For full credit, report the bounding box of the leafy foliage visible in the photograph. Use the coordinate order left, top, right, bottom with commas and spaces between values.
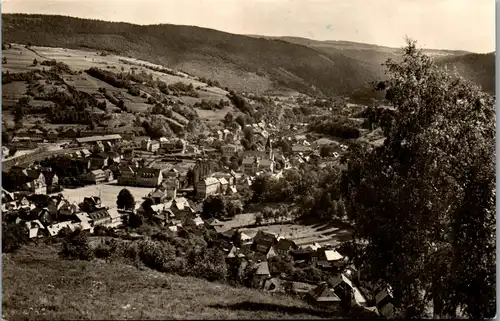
341, 39, 495, 318
59, 228, 94, 261
2, 222, 29, 253
116, 188, 135, 210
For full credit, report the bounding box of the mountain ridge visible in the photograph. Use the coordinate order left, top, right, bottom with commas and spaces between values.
2, 13, 495, 99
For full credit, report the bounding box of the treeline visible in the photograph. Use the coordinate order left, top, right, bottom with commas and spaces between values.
86, 67, 198, 99
2, 71, 37, 85
193, 99, 228, 111
39, 59, 74, 74
308, 116, 361, 139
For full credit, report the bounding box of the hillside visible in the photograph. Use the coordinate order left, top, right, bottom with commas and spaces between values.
2, 14, 381, 98
3, 243, 328, 320
254, 36, 495, 96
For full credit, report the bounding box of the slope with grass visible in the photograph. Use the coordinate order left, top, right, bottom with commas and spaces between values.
3, 243, 331, 320
2, 14, 381, 97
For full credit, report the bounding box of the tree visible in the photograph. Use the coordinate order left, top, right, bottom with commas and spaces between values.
2, 222, 29, 253
59, 228, 94, 261
2, 57, 7, 64
116, 188, 135, 210
202, 195, 227, 219
224, 112, 234, 125
254, 213, 263, 226
33, 58, 38, 66
342, 39, 495, 318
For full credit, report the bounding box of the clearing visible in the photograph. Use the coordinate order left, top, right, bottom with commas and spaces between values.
3, 243, 329, 320
58, 183, 153, 209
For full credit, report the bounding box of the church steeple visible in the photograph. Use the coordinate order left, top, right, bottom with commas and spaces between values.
265, 136, 273, 160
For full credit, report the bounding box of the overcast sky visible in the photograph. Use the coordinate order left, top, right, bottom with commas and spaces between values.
2, 0, 495, 53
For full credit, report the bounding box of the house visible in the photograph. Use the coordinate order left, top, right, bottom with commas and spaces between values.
242, 157, 259, 175
221, 144, 240, 155
29, 206, 52, 226
290, 248, 318, 263
88, 209, 112, 226
164, 168, 179, 180
258, 158, 275, 173
117, 166, 137, 186
148, 188, 168, 204
46, 129, 59, 141
251, 231, 277, 255
291, 145, 312, 154
46, 221, 74, 237
218, 177, 229, 194
21, 170, 47, 194
100, 151, 121, 164
83, 169, 109, 184
25, 220, 46, 239
58, 200, 80, 218
255, 245, 278, 262
330, 274, 354, 303
275, 239, 299, 256
141, 138, 160, 153
294, 134, 307, 143
196, 177, 221, 199
306, 283, 342, 309
164, 197, 194, 221
375, 287, 394, 311
204, 217, 225, 229
136, 168, 163, 187
351, 287, 368, 308
192, 216, 205, 227
79, 196, 104, 213
74, 134, 122, 146
318, 249, 344, 263
107, 207, 127, 228
252, 261, 271, 288
29, 128, 45, 138
89, 154, 109, 170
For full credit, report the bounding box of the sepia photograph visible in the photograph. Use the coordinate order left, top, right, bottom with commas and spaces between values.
0, 0, 496, 319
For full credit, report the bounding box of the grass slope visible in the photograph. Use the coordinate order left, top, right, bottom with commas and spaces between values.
3, 243, 330, 320
2, 14, 378, 97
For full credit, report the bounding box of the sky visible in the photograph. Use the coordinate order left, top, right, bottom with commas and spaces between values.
2, 0, 495, 53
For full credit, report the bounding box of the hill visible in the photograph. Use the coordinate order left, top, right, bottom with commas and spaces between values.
2, 14, 494, 103
3, 243, 328, 320
1, 14, 383, 98
261, 36, 494, 96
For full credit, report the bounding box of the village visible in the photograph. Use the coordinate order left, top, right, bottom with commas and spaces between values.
2, 116, 394, 318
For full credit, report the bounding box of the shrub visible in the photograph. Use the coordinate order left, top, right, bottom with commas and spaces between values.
59, 228, 94, 261
2, 222, 29, 253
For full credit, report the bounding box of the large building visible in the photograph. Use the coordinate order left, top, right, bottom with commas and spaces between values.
117, 167, 163, 187
74, 134, 122, 147
196, 177, 220, 199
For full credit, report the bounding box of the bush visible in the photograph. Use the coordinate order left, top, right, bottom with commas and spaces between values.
2, 222, 29, 253
59, 228, 94, 261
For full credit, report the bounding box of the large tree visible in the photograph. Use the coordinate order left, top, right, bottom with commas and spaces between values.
342, 39, 495, 318
116, 188, 135, 211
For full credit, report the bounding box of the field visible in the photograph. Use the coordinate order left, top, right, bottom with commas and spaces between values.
2, 44, 235, 126
58, 183, 153, 209
220, 213, 354, 249
3, 243, 329, 320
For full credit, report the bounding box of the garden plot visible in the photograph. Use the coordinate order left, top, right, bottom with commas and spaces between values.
221, 214, 354, 249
